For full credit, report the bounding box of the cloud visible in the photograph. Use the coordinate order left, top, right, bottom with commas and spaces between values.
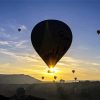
58, 56, 100, 72
0, 24, 28, 40
91, 63, 100, 66
0, 31, 10, 38
57, 62, 66, 66
0, 41, 9, 45
62, 57, 100, 67
61, 56, 82, 63
0, 49, 17, 58
19, 25, 27, 31
0, 48, 99, 67
77, 46, 89, 50
7, 23, 27, 31
0, 27, 5, 32
0, 40, 28, 48
0, 48, 39, 63
18, 54, 39, 62
15, 40, 28, 48
0, 26, 11, 38
0, 63, 10, 68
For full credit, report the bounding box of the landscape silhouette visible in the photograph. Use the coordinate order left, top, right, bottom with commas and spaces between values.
0, 80, 100, 100
0, 87, 46, 100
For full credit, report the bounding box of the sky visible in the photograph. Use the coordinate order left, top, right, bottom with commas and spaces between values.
0, 0, 100, 81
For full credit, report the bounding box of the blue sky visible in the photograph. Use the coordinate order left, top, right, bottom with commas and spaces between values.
0, 0, 100, 81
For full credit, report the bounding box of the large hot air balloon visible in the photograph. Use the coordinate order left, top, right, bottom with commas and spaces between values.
31, 20, 73, 68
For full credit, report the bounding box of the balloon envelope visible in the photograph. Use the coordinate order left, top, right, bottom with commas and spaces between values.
74, 77, 77, 81
18, 28, 21, 32
31, 20, 72, 68
72, 70, 75, 73
97, 30, 100, 35
42, 76, 44, 80
54, 76, 57, 79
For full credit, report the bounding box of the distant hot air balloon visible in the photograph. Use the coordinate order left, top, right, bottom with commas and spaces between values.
97, 30, 100, 35
72, 70, 75, 74
48, 70, 54, 73
18, 28, 21, 32
54, 76, 57, 80
48, 70, 51, 73
74, 77, 77, 82
41, 76, 44, 80
31, 20, 73, 68
72, 70, 76, 81
60, 79, 65, 83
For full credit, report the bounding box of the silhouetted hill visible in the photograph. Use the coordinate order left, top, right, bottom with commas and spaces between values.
0, 74, 41, 84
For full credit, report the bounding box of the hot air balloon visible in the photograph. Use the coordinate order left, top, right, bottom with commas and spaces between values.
97, 30, 100, 35
74, 77, 77, 82
48, 70, 51, 73
31, 20, 73, 68
60, 79, 65, 83
18, 28, 21, 32
72, 70, 75, 74
48, 70, 54, 73
54, 76, 57, 80
41, 76, 44, 80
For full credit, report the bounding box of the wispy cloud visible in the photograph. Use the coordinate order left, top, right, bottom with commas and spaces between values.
91, 63, 100, 66
57, 56, 100, 72
0, 47, 100, 80
0, 49, 17, 58
0, 30, 10, 38
8, 23, 28, 31
57, 62, 66, 66
0, 47, 99, 67
19, 25, 27, 31
0, 48, 39, 63
61, 56, 82, 63
0, 63, 10, 68
14, 40, 28, 48
0, 26, 9, 37
0, 24, 29, 40
0, 41, 9, 45
77, 46, 89, 50
0, 27, 5, 32
0, 40, 28, 48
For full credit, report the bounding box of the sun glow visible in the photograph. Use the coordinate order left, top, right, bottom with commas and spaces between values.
47, 67, 58, 73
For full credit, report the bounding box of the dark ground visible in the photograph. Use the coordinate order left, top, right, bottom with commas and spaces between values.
0, 81, 100, 100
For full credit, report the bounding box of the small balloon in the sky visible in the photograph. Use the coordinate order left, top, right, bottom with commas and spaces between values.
48, 70, 51, 73
72, 70, 75, 74
54, 76, 57, 80
97, 30, 100, 35
41, 76, 44, 80
31, 20, 73, 68
47, 70, 54, 73
74, 77, 77, 81
18, 28, 21, 32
